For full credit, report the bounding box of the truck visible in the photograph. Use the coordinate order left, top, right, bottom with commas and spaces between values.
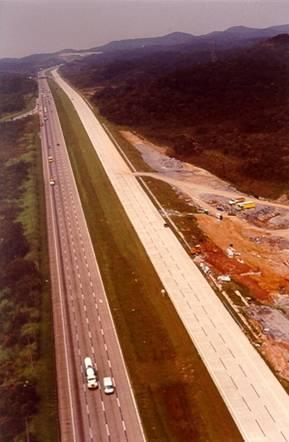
236, 201, 256, 210
84, 357, 98, 389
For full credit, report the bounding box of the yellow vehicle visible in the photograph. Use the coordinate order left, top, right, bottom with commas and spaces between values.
236, 201, 256, 210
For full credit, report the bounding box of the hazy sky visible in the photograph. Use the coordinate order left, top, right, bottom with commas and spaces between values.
1, 1, 289, 58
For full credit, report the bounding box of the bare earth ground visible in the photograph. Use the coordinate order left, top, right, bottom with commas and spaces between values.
122, 130, 289, 385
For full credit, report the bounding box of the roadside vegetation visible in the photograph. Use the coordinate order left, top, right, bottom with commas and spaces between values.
49, 78, 242, 441
0, 115, 58, 441
0, 73, 37, 121
61, 34, 289, 198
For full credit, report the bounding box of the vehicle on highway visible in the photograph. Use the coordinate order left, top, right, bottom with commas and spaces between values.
49, 178, 56, 186
48, 155, 53, 163
56, 142, 60, 146
84, 357, 98, 389
103, 376, 115, 394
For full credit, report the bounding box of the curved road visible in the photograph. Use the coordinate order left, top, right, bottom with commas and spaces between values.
39, 75, 145, 442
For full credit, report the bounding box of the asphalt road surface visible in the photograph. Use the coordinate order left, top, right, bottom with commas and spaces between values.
38, 75, 145, 442
52, 68, 289, 441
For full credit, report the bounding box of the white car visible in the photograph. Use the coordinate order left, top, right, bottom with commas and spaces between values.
103, 376, 115, 394
84, 357, 98, 389
49, 178, 55, 186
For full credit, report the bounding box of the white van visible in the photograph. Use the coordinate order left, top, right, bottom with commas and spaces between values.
103, 376, 115, 394
84, 357, 98, 389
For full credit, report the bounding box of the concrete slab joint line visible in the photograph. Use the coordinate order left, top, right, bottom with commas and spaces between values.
52, 69, 289, 441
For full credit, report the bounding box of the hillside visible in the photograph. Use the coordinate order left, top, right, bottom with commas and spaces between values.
0, 73, 37, 118
61, 33, 289, 198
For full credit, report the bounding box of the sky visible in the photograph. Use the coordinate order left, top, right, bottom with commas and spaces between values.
0, 1, 289, 58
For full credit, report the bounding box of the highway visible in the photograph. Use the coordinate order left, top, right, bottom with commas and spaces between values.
38, 75, 145, 442
52, 68, 289, 442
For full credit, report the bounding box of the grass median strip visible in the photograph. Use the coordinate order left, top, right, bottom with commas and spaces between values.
49, 79, 242, 442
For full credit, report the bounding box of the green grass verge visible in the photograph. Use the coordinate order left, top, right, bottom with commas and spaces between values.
49, 79, 242, 442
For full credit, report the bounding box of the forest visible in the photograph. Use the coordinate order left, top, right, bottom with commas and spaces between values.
62, 34, 289, 197
0, 115, 56, 441
0, 73, 37, 118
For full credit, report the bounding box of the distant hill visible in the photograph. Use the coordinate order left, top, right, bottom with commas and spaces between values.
2, 23, 289, 74
90, 32, 194, 52
61, 32, 289, 198
86, 24, 289, 53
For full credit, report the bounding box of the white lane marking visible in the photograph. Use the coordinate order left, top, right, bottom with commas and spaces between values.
108, 360, 111, 368
51, 73, 146, 440
101, 401, 105, 411
117, 398, 120, 408
101, 328, 104, 336
105, 424, 110, 437
86, 404, 89, 414
91, 347, 95, 354
84, 305, 87, 312
86, 317, 89, 324
104, 343, 107, 351
122, 420, 126, 432
88, 331, 92, 339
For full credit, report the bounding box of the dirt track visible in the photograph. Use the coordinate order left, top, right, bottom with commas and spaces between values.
122, 130, 289, 383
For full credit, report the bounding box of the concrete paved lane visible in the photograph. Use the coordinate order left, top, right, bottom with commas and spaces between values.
53, 69, 289, 441
39, 76, 145, 442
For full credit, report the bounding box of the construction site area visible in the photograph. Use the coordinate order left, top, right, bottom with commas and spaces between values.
122, 130, 289, 387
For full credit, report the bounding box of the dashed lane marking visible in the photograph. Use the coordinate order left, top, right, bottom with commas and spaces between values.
264, 405, 275, 423
242, 396, 251, 412
251, 383, 260, 398
255, 419, 265, 437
